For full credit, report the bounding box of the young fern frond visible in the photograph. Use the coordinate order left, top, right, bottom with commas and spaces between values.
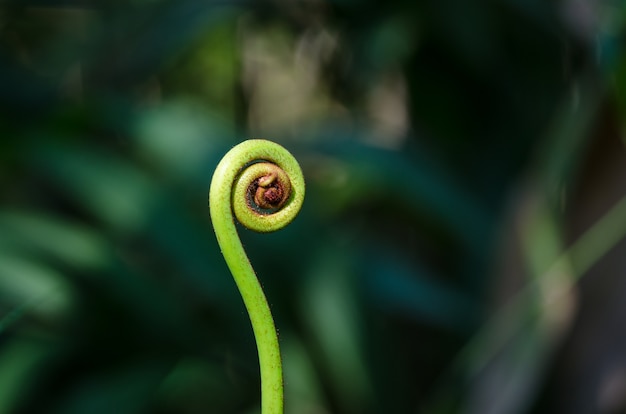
208, 139, 305, 414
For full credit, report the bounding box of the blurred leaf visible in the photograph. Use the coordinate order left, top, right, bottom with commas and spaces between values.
29, 143, 158, 234
0, 253, 73, 322
133, 101, 227, 181
0, 210, 111, 270
300, 240, 374, 414
282, 336, 329, 414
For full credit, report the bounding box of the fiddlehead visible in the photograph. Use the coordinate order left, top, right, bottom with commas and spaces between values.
208, 139, 305, 414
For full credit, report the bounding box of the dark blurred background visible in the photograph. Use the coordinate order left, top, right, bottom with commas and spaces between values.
1, 0, 626, 413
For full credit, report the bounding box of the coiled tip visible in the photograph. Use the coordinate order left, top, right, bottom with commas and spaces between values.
211, 139, 305, 234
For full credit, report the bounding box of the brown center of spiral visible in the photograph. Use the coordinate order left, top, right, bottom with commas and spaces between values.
253, 172, 289, 210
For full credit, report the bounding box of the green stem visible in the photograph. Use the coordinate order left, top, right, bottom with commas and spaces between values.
209, 139, 305, 414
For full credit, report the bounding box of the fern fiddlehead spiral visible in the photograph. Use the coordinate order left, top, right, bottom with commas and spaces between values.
209, 139, 305, 414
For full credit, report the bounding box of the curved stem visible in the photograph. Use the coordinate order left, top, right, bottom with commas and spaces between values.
209, 139, 305, 414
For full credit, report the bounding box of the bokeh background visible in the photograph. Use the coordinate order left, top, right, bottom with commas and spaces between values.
2, 0, 626, 413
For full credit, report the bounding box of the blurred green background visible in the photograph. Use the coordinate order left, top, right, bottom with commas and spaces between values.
2, 0, 626, 413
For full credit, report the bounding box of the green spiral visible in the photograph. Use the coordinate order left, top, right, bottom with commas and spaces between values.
209, 139, 305, 414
